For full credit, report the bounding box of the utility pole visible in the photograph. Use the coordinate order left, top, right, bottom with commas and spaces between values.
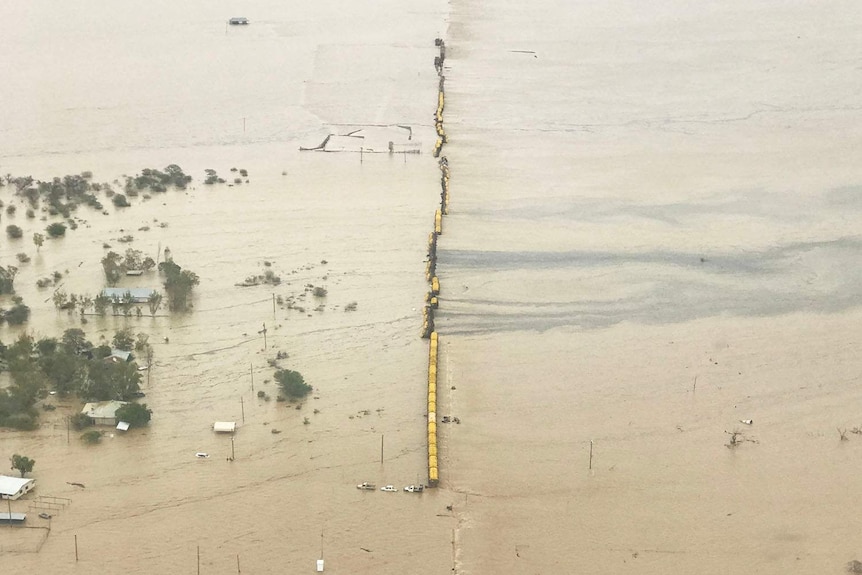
250, 363, 254, 393
272, 293, 276, 319
146, 345, 153, 387
231, 436, 236, 461
240, 397, 245, 423
260, 323, 267, 349
380, 434, 384, 464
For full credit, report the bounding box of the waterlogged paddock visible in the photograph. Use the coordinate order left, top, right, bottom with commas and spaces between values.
0, 1, 454, 573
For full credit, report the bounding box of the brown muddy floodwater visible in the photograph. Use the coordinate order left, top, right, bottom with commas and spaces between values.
1, 1, 454, 574
3, 1, 862, 574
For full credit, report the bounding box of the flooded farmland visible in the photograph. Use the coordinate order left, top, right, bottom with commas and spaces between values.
3, 1, 862, 574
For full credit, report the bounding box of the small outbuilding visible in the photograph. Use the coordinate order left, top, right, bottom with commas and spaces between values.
107, 349, 134, 363
0, 475, 36, 501
229, 17, 249, 25
213, 421, 237, 433
82, 400, 129, 426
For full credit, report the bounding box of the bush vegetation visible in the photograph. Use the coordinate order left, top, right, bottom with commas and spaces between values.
125, 165, 191, 194
0, 265, 17, 294
2, 297, 31, 325
115, 403, 152, 428
70, 412, 92, 430
81, 429, 102, 444
46, 222, 66, 237
274, 369, 313, 399
1, 167, 190, 225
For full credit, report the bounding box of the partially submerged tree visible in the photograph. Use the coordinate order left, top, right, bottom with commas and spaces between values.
147, 292, 162, 316
10, 453, 35, 477
7, 336, 48, 406
123, 248, 143, 271
0, 265, 18, 294
2, 296, 31, 325
274, 369, 313, 399
81, 360, 142, 401
160, 260, 199, 311
93, 293, 110, 315
70, 412, 92, 430
40, 351, 86, 396
81, 429, 102, 444
101, 251, 123, 286
115, 403, 152, 428
46, 222, 66, 237
112, 328, 135, 351
61, 328, 91, 356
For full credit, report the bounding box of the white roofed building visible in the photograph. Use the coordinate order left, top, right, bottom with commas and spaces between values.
82, 400, 129, 426
0, 475, 36, 500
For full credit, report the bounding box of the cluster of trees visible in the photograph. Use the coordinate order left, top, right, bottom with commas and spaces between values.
0, 166, 193, 220
160, 259, 199, 311
124, 165, 192, 194
4, 172, 102, 218
101, 248, 156, 285
1, 296, 30, 326
7, 222, 64, 241
203, 169, 226, 185
0, 265, 29, 325
0, 329, 151, 430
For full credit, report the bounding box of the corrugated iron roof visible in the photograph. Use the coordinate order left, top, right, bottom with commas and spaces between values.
82, 400, 128, 419
0, 475, 35, 497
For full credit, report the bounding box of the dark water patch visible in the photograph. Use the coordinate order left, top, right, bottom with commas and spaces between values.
453, 185, 862, 226
437, 237, 862, 333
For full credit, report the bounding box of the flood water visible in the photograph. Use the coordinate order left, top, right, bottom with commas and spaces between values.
3, 1, 862, 574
